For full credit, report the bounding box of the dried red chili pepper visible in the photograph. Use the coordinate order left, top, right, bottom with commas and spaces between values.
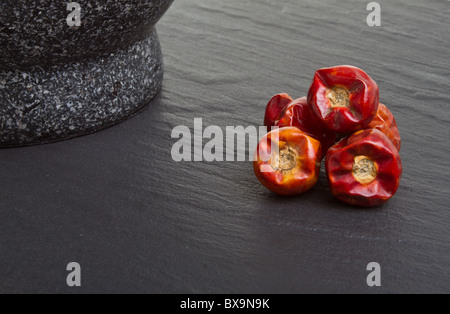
276, 97, 337, 154
254, 127, 322, 196
308, 65, 379, 133
264, 93, 293, 127
325, 129, 402, 207
367, 103, 401, 152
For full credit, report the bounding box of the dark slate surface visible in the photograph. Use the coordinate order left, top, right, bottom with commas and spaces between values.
1, 0, 449, 293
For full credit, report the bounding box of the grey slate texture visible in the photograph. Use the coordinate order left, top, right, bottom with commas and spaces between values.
0, 0, 449, 293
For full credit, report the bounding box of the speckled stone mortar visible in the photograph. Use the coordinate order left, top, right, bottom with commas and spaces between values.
0, 0, 174, 147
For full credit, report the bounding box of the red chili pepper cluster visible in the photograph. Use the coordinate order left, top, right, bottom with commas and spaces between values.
254, 65, 402, 207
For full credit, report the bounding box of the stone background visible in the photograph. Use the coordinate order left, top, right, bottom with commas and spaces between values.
0, 0, 449, 293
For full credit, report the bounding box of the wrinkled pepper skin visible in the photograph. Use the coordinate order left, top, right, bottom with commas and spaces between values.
325, 129, 402, 207
367, 103, 401, 152
264, 93, 293, 127
254, 127, 322, 196
276, 97, 337, 155
308, 65, 379, 133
